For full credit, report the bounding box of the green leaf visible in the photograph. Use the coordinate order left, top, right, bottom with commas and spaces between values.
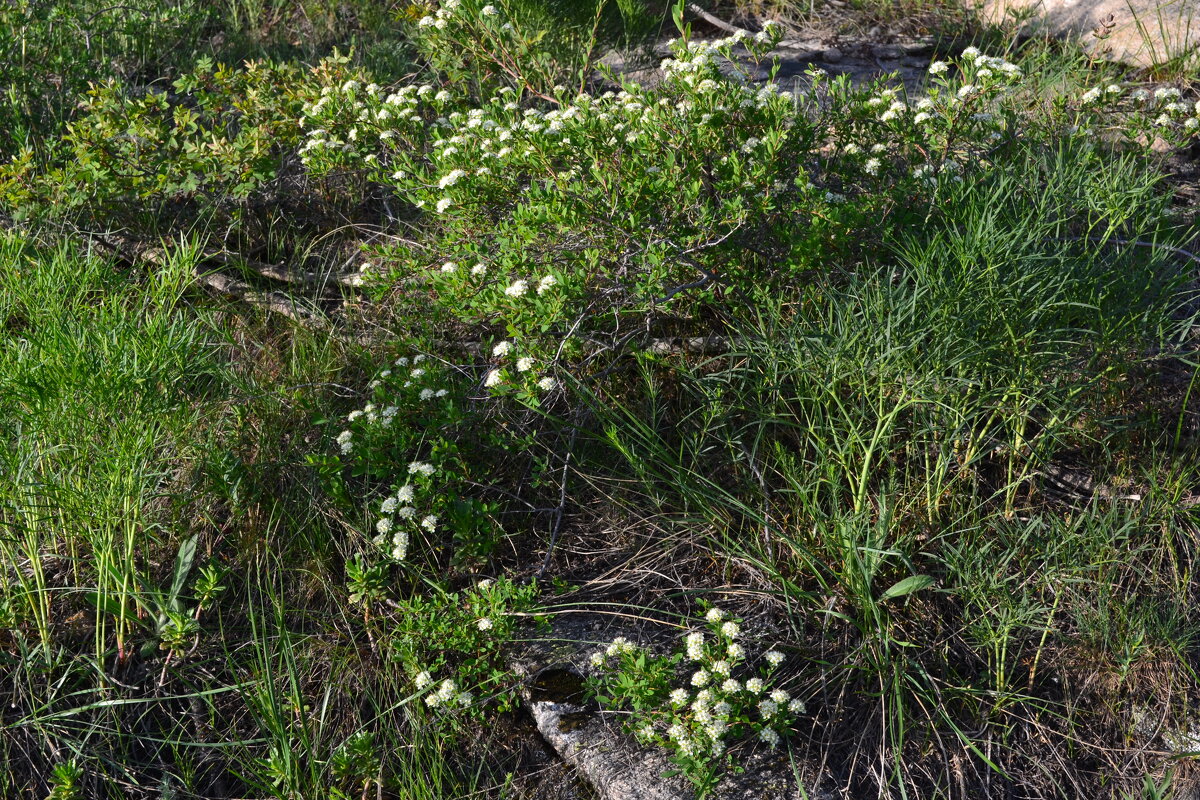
881, 574, 934, 601
670, 0, 685, 34
167, 534, 199, 611
83, 591, 125, 620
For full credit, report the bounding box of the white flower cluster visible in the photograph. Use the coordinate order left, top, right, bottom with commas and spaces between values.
423, 676, 473, 708
594, 607, 801, 765
304, 35, 803, 238
336, 354, 451, 463
1117, 86, 1200, 132
361, 366, 449, 560
482, 329, 558, 393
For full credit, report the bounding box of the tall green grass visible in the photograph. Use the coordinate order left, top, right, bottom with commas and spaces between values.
0, 234, 495, 798
579, 129, 1198, 796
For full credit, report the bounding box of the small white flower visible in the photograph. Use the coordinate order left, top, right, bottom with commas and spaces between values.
484, 369, 503, 388
590, 651, 605, 666
537, 274, 557, 294
727, 643, 744, 659
721, 678, 740, 693
421, 515, 438, 531
435, 197, 453, 214
336, 430, 353, 453
408, 461, 436, 476
471, 263, 487, 276
537, 377, 556, 391
420, 388, 435, 400
765, 650, 785, 667
438, 169, 467, 189
705, 608, 725, 623
376, 518, 393, 535
492, 340, 512, 357
759, 699, 779, 717
961, 46, 980, 60
928, 60, 949, 74
771, 689, 790, 704
746, 678, 765, 694
415, 671, 433, 689
711, 660, 731, 676
482, 3, 498, 15
759, 727, 781, 748
347, 410, 364, 422
396, 506, 416, 520
686, 632, 705, 660
788, 698, 806, 713
864, 157, 882, 175
477, 617, 494, 631
440, 261, 458, 273
605, 637, 634, 656
720, 621, 740, 639
669, 688, 689, 706
1081, 87, 1102, 104
691, 669, 710, 687
712, 701, 731, 718
516, 357, 534, 372
381, 497, 398, 514
397, 485, 415, 502
504, 279, 528, 297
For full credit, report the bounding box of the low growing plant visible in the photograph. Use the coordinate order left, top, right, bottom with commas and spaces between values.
586, 606, 803, 795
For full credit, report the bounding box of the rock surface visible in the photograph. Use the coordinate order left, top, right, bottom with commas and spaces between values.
977, 0, 1200, 67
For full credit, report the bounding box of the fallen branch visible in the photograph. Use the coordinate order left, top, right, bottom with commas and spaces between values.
193, 269, 329, 328
684, 3, 820, 52
431, 335, 734, 356
203, 250, 362, 289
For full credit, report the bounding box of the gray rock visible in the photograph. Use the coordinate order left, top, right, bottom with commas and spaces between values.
976, 0, 1200, 67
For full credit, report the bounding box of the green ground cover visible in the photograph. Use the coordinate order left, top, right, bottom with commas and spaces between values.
1, 1, 1199, 798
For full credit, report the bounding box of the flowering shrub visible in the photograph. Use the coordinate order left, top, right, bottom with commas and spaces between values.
393, 576, 539, 716
587, 607, 802, 794
325, 352, 509, 567
403, 0, 629, 102
300, 14, 1198, 404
